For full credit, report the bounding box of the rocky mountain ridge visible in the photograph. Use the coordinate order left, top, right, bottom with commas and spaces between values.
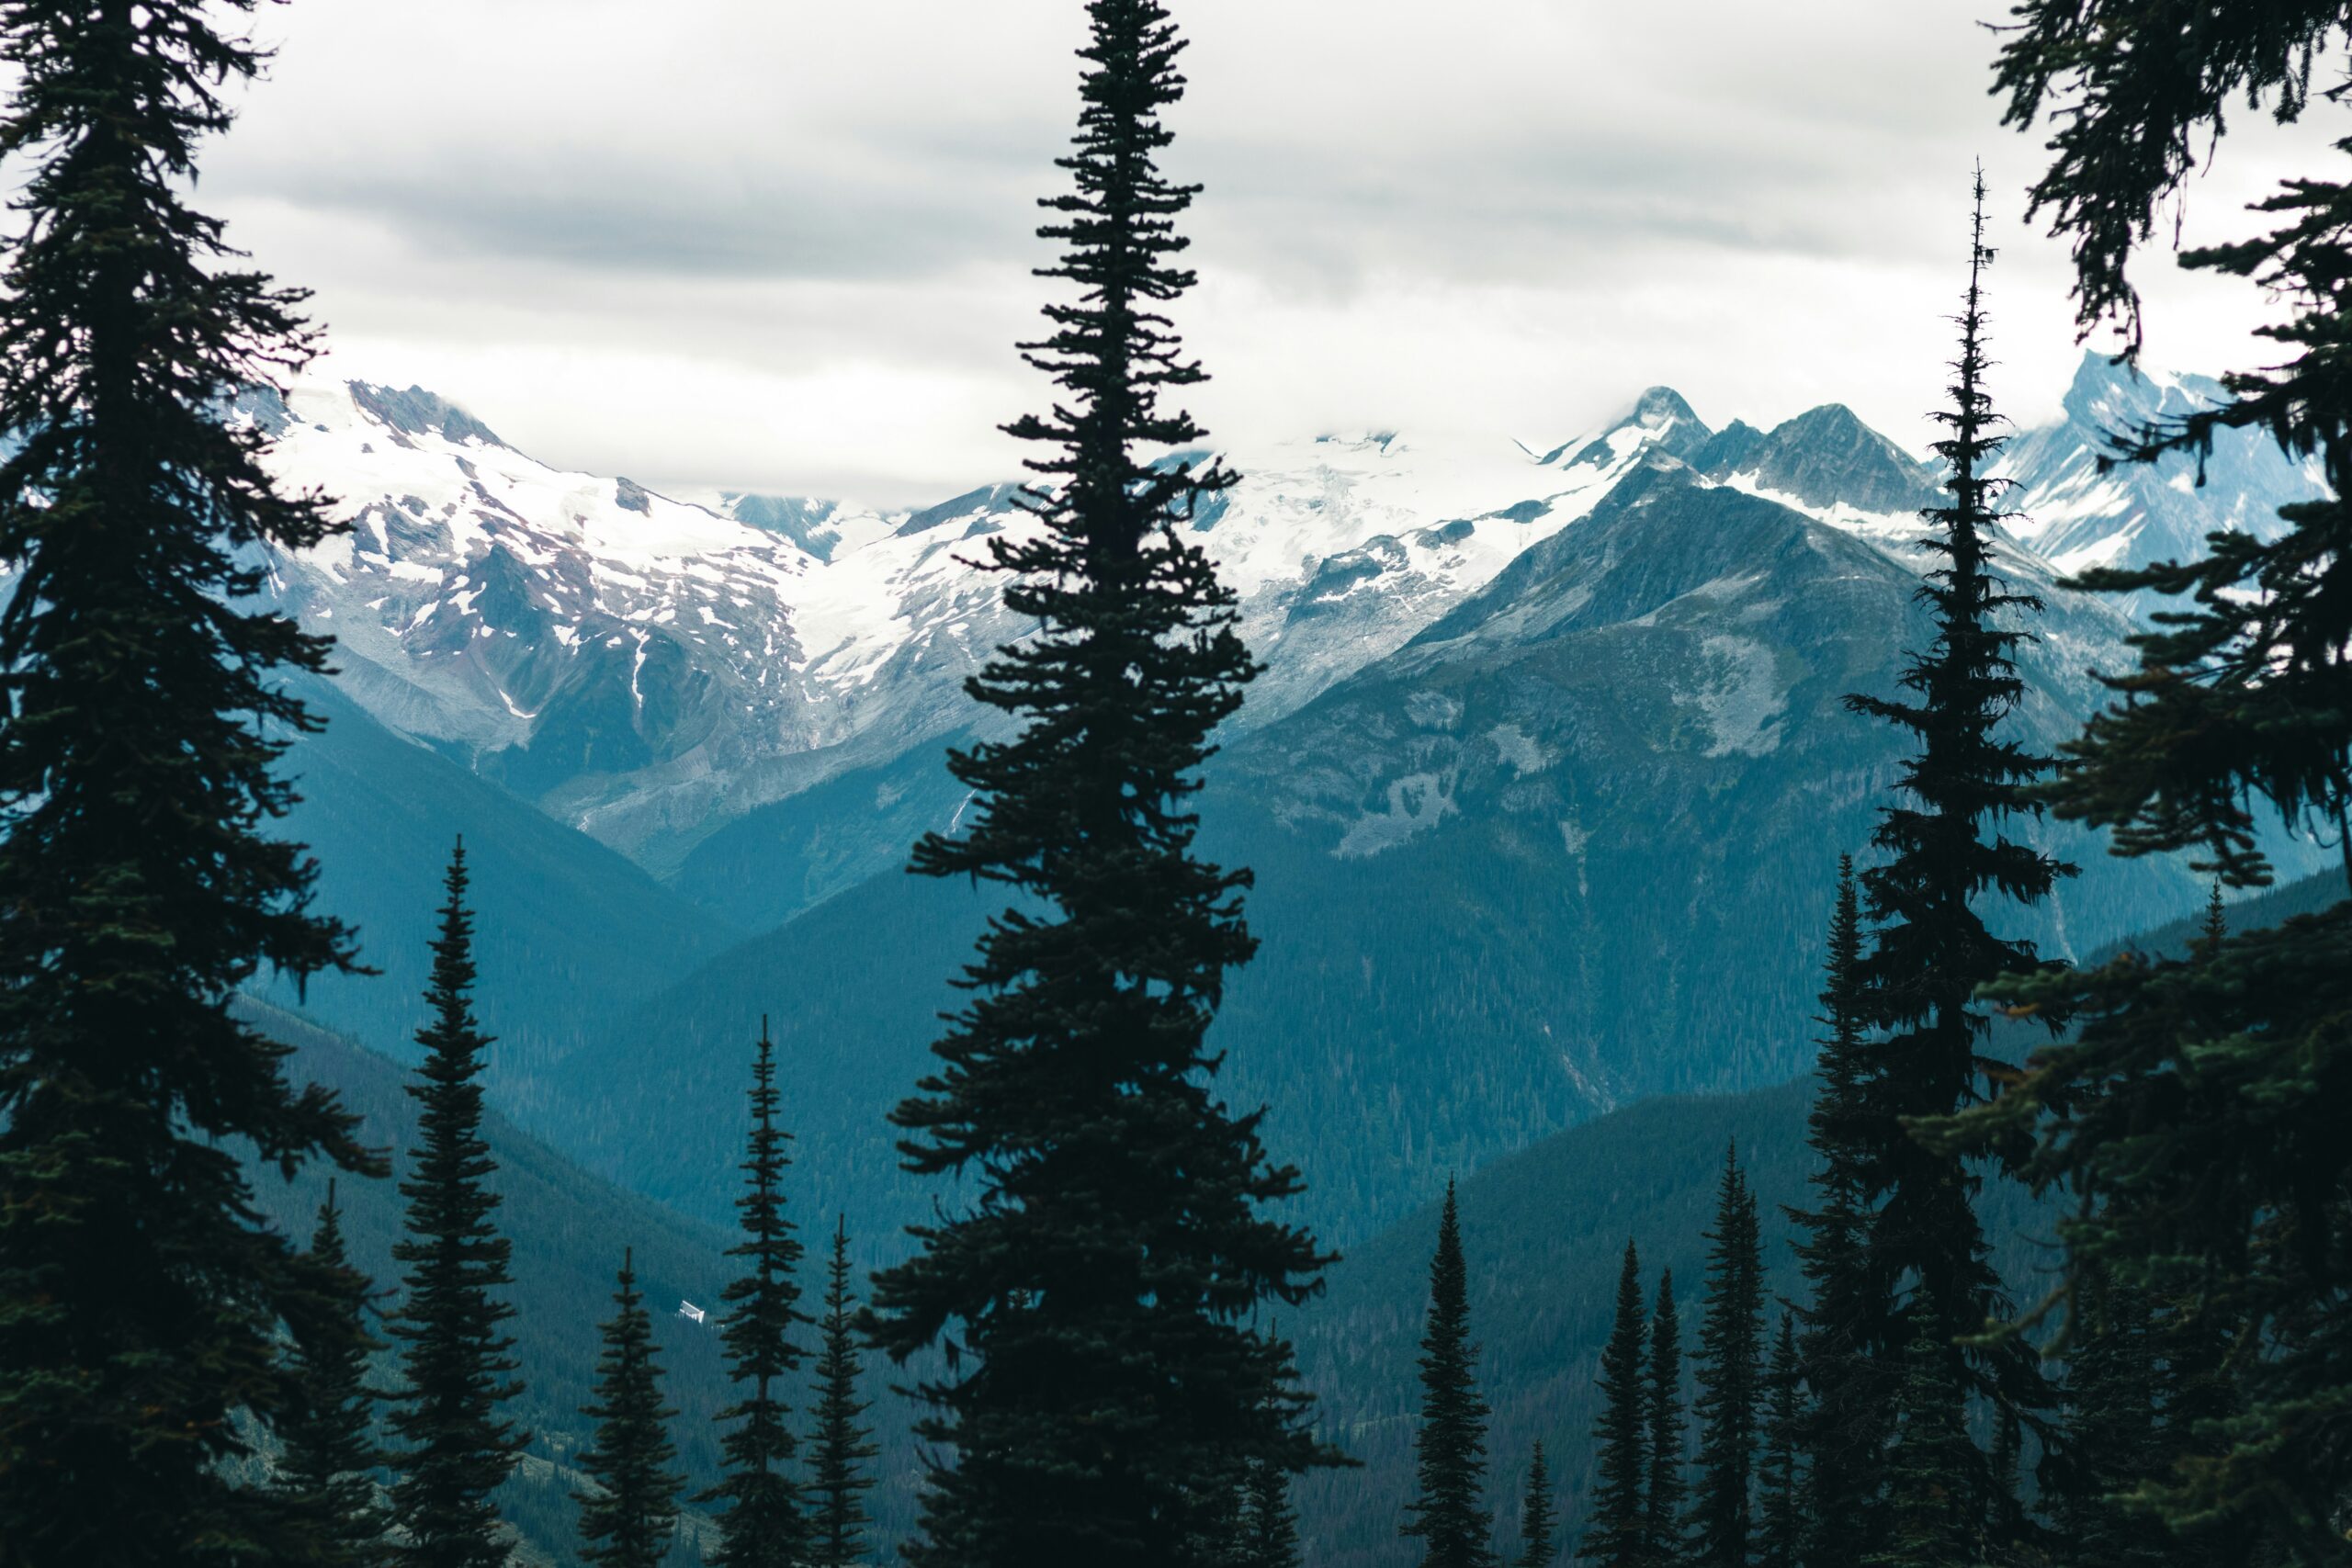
243, 351, 2324, 909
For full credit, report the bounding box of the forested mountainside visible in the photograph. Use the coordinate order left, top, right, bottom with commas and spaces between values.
1283, 862, 2349, 1567
254, 678, 737, 1105
506, 456, 2323, 1257
242, 865, 2341, 1567
207, 346, 2335, 1559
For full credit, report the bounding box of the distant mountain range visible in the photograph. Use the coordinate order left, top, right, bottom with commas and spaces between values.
250, 353, 2320, 908
225, 350, 2333, 1254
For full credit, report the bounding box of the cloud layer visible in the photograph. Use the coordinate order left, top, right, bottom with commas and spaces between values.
206, 0, 2341, 503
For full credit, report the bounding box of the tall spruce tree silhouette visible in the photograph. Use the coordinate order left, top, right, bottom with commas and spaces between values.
1644, 1272, 1688, 1563
865, 3, 1337, 1562
1241, 1451, 1304, 1568
1786, 857, 1883, 1568
1689, 1145, 1763, 1568
279, 1181, 392, 1567
807, 1218, 878, 1568
1579, 1242, 1651, 1568
699, 1021, 807, 1568
1755, 1314, 1804, 1568
1841, 172, 2067, 1546
388, 842, 527, 1568
0, 1, 379, 1560
1403, 1181, 1494, 1568
575, 1249, 684, 1568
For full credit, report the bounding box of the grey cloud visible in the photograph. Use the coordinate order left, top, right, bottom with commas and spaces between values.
232, 156, 1041, 283
192, 0, 2340, 502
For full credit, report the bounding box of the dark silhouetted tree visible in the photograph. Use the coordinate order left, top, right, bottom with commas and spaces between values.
1787, 856, 1884, 1568
2199, 883, 2227, 952
1581, 1242, 1652, 1568
0, 0, 378, 1559
1864, 1314, 1983, 1568
1841, 172, 2068, 1548
2053, 1265, 2169, 1568
1404, 1180, 1494, 1568
279, 1180, 392, 1567
865, 3, 1339, 1563
808, 1217, 877, 1568
1948, 12, 2352, 1541
387, 843, 528, 1568
1517, 1441, 1559, 1568
1645, 1271, 1688, 1563
1241, 1452, 1303, 1568
1690, 1145, 1764, 1568
574, 1249, 683, 1568
699, 1021, 807, 1568
1755, 1314, 1804, 1568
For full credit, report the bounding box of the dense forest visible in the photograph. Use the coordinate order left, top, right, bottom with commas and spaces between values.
4, 0, 2351, 1567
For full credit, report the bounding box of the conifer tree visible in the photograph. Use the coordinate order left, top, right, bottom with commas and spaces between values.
2137, 886, 2243, 1568
1404, 1180, 1495, 1568
1581, 1242, 1653, 1568
2199, 882, 2227, 953
865, 3, 1337, 1562
279, 1181, 392, 1568
1755, 1314, 1804, 1568
1192, 1475, 1248, 1568
1943, 12, 2352, 1544
1517, 1441, 1559, 1568
1645, 1271, 1689, 1563
1241, 1455, 1303, 1568
2053, 1266, 2168, 1568
1689, 1146, 1764, 1568
1787, 857, 1884, 1568
388, 842, 528, 1568
2154, 1305, 2245, 1568
699, 1021, 807, 1567
575, 1249, 684, 1568
0, 1, 379, 1560
808, 1217, 878, 1568
1840, 173, 2068, 1545
1864, 1314, 1983, 1568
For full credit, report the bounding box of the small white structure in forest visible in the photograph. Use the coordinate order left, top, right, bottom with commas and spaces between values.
677, 1300, 707, 1325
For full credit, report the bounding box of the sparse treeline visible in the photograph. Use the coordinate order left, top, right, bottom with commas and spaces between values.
1394, 179, 2060, 1568
363, 847, 886, 1565
1385, 114, 2352, 1568
1412, 45, 2352, 1568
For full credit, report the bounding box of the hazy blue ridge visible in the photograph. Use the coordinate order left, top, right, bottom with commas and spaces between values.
526, 458, 2286, 1260
260, 676, 739, 1111
239, 997, 938, 1565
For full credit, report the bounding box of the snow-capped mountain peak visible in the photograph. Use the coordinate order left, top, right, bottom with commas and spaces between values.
1539, 385, 1713, 469
1997, 350, 2325, 586
247, 353, 2319, 873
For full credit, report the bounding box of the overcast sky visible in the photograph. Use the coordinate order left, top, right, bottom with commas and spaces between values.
203, 0, 2340, 506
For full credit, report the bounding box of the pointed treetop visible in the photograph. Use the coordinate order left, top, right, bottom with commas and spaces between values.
2199, 882, 2228, 953
1517, 1440, 1558, 1568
